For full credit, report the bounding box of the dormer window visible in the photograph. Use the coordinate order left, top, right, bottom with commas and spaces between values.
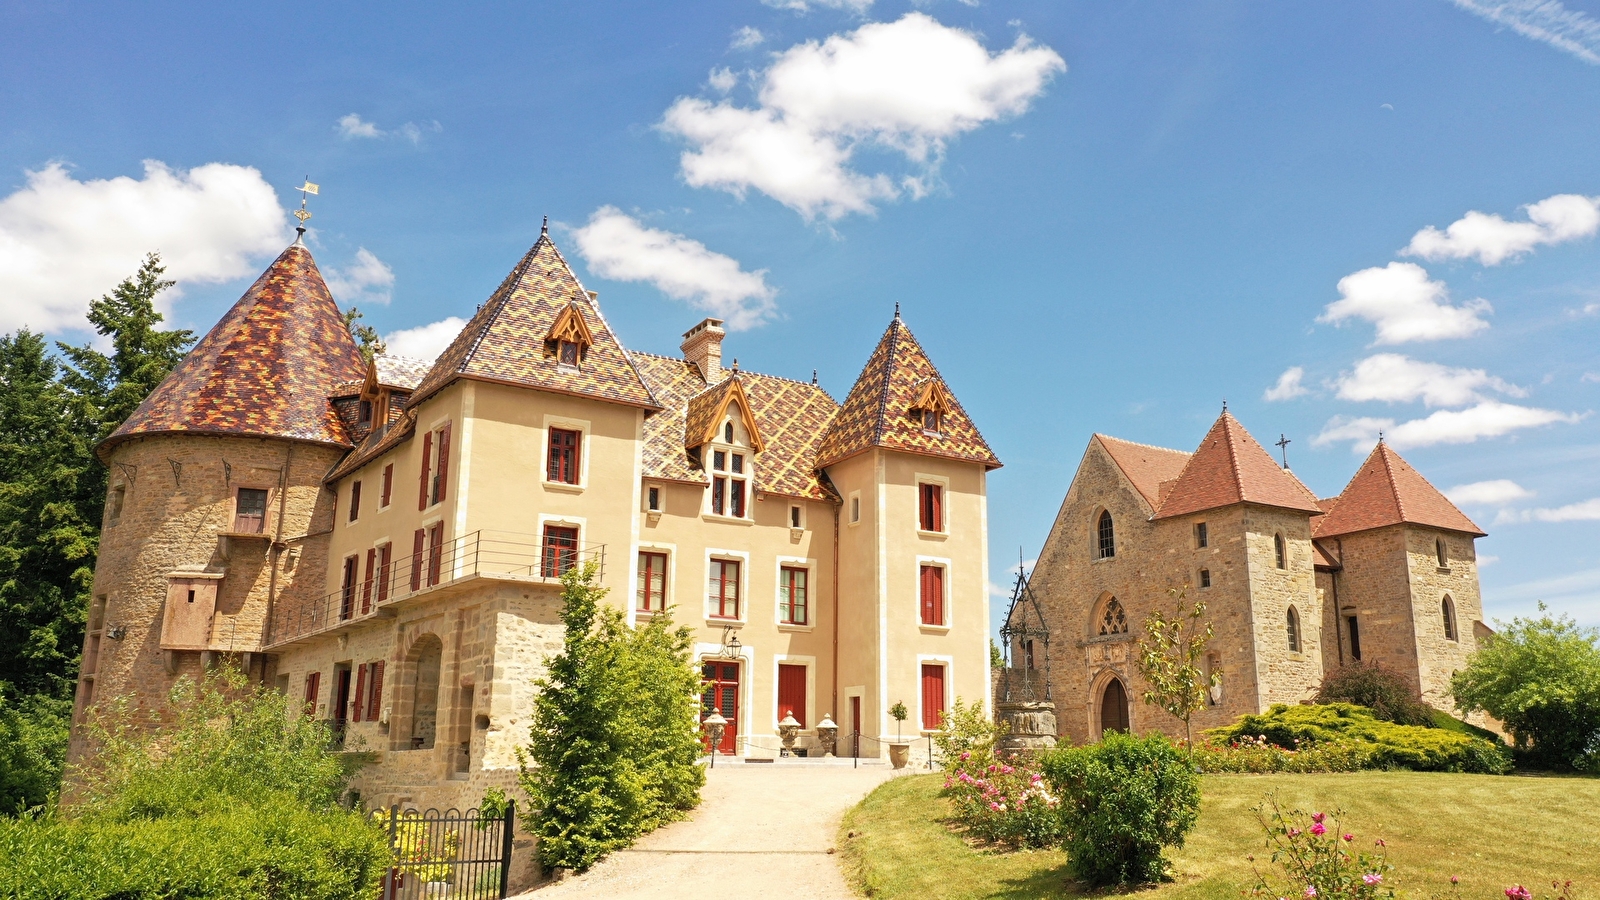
358, 400, 373, 426
558, 340, 580, 367
711, 450, 747, 518
910, 378, 952, 436
921, 409, 940, 433
545, 302, 594, 369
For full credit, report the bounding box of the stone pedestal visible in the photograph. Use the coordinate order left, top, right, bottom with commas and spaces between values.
996, 700, 1058, 755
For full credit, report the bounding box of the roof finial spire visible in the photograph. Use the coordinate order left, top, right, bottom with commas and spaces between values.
292, 178, 319, 241
811, 369, 818, 386
541, 215, 549, 237
1222, 398, 1228, 412
1377, 430, 1384, 444
731, 357, 739, 374
1275, 433, 1292, 470
894, 301, 901, 321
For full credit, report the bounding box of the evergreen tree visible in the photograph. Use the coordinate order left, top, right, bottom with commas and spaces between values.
342, 306, 386, 363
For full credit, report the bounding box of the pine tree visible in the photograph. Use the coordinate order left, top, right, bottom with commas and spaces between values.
342, 307, 387, 363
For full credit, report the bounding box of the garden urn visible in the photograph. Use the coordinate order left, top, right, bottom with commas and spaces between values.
887, 741, 911, 769
778, 711, 801, 757
816, 713, 838, 757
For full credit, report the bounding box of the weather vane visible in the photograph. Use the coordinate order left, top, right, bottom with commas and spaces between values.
293, 179, 319, 231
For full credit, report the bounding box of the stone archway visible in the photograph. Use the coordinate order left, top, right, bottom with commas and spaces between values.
408, 633, 443, 750
1099, 677, 1130, 736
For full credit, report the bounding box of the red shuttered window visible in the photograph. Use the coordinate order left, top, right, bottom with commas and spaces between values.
361, 548, 376, 614
919, 483, 943, 532
433, 423, 451, 505
919, 565, 945, 626
340, 557, 358, 621
349, 481, 362, 522
418, 432, 433, 510
637, 551, 667, 612
777, 663, 807, 727
410, 529, 425, 591
376, 543, 392, 603
427, 523, 444, 586
708, 559, 740, 619
352, 664, 368, 723
920, 664, 946, 731
366, 661, 385, 722
547, 428, 581, 484
381, 463, 393, 507
303, 671, 321, 717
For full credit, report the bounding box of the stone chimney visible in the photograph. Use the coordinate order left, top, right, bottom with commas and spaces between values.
681, 318, 725, 382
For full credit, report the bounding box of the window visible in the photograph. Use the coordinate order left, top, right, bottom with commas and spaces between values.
1347, 615, 1362, 660
1436, 538, 1448, 568
919, 483, 944, 532
708, 558, 740, 619
710, 450, 746, 517
548, 427, 581, 484
1023, 639, 1036, 669
303, 672, 321, 717
349, 481, 362, 522
376, 543, 392, 603
789, 504, 802, 528
410, 529, 425, 591
340, 556, 358, 620
558, 340, 580, 367
541, 525, 579, 578
648, 486, 661, 512
1199, 568, 1211, 589
1287, 606, 1301, 652
417, 430, 435, 510
361, 548, 376, 614
107, 485, 125, 524
779, 566, 808, 625
1098, 596, 1128, 636
919, 564, 945, 626
777, 663, 807, 726
1274, 533, 1287, 569
921, 409, 941, 433
432, 425, 451, 505
1195, 522, 1208, 548
920, 664, 946, 731
364, 661, 384, 722
427, 522, 444, 586
637, 551, 668, 612
353, 664, 368, 722
1096, 510, 1115, 559
850, 494, 861, 524
234, 488, 268, 533
380, 464, 393, 507
1442, 595, 1458, 642
724, 421, 734, 443
358, 399, 373, 425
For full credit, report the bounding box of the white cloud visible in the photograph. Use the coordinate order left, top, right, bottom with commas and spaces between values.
1402, 193, 1600, 265
1448, 0, 1600, 65
1445, 479, 1534, 506
572, 206, 778, 330
1584, 372, 1600, 383
1264, 366, 1308, 401
0, 160, 287, 333
708, 67, 739, 94
1477, 554, 1499, 566
731, 26, 766, 50
1501, 496, 1600, 523
762, 0, 875, 12
383, 316, 466, 363
324, 247, 396, 306
661, 13, 1065, 221
1332, 353, 1525, 407
337, 114, 384, 139
1319, 261, 1491, 344
1314, 401, 1583, 452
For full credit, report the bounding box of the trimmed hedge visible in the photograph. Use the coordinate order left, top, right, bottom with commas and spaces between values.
1205, 703, 1511, 774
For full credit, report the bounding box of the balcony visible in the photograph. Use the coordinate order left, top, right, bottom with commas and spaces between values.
266, 530, 604, 648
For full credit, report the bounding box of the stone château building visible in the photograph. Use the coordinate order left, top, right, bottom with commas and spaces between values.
1020, 410, 1488, 745
68, 223, 1001, 824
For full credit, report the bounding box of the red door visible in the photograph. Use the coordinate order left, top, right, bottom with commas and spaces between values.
850, 696, 862, 757
701, 662, 740, 754
921, 664, 946, 731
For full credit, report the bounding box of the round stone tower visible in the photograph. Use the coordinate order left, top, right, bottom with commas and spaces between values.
68, 233, 367, 762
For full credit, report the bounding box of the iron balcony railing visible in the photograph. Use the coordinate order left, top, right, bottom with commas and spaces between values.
268, 530, 604, 647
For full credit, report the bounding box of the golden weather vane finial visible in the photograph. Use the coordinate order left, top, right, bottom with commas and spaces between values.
293, 178, 319, 235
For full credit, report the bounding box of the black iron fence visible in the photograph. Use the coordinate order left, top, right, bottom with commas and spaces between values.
378, 803, 515, 900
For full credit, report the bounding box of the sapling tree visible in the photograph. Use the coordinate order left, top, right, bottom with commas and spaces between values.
1135, 587, 1219, 752
889, 701, 909, 741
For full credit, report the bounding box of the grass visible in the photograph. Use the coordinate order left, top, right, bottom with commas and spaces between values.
838, 771, 1600, 900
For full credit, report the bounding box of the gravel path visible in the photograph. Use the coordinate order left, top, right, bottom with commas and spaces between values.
515, 762, 902, 899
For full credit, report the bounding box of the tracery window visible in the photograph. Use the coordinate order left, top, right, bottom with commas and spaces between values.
1097, 510, 1116, 559
1098, 596, 1128, 636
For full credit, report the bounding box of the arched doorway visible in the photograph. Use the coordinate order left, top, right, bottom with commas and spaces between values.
1100, 677, 1130, 735
409, 634, 443, 750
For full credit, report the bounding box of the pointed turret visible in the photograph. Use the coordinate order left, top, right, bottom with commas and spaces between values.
814, 315, 999, 469
1154, 411, 1321, 519
406, 231, 657, 410
1313, 442, 1485, 538
103, 241, 367, 454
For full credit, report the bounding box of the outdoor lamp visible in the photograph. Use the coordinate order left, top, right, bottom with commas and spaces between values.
703, 707, 727, 769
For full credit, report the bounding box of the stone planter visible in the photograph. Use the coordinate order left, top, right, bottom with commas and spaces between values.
887, 741, 911, 769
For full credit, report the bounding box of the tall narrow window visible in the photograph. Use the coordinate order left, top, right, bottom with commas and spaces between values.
541, 525, 579, 578
921, 409, 941, 433
303, 672, 321, 717
349, 481, 362, 522
380, 463, 393, 507
1023, 639, 1036, 669
1274, 533, 1287, 569
361, 548, 376, 614
548, 428, 581, 484
708, 558, 740, 619
647, 486, 661, 512
1097, 510, 1115, 559
340, 556, 358, 620
432, 423, 451, 505
410, 529, 425, 591
417, 432, 433, 511
365, 661, 385, 722
1195, 522, 1208, 548
1442, 595, 1458, 641
353, 663, 368, 722
919, 564, 945, 626
376, 543, 392, 603
1287, 606, 1301, 652
850, 495, 860, 523
710, 450, 747, 517
790, 505, 802, 528
234, 488, 268, 533
919, 483, 943, 532
724, 422, 734, 443
358, 400, 373, 426
1199, 568, 1211, 589
779, 566, 808, 625
1436, 538, 1448, 568
427, 522, 444, 586
107, 485, 125, 524
1347, 615, 1362, 660
920, 664, 946, 731
637, 551, 668, 612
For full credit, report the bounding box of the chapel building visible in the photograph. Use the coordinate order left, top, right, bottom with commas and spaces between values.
1020, 410, 1488, 744
68, 224, 1000, 816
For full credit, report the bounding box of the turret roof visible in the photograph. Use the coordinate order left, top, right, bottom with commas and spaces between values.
1313, 442, 1485, 537
1153, 411, 1323, 519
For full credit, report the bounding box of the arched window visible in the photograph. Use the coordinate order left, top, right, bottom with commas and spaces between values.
1436, 538, 1448, 568
1274, 533, 1287, 569
1097, 596, 1129, 636
1286, 606, 1301, 652
1100, 678, 1130, 735
1097, 510, 1116, 559
1442, 595, 1458, 642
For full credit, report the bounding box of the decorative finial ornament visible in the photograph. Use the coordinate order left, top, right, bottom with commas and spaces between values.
292, 179, 319, 238
731, 358, 739, 374
1378, 430, 1385, 444
894, 301, 901, 320
811, 369, 818, 385
1275, 433, 1292, 469
1222, 399, 1228, 412
541, 215, 549, 236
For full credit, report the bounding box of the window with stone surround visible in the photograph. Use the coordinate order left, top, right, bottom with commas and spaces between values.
1096, 596, 1128, 636
1274, 533, 1286, 569
1286, 606, 1301, 652
1195, 521, 1208, 548
1096, 510, 1115, 559
1442, 595, 1458, 641
1199, 568, 1211, 589
1436, 538, 1448, 569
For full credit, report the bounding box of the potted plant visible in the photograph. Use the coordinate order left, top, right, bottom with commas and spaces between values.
887, 701, 911, 768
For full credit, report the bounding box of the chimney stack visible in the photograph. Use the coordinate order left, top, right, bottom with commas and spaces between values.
681, 318, 726, 382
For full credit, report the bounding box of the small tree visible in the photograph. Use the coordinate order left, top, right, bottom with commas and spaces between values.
1316, 661, 1434, 726
1135, 587, 1218, 751
889, 701, 909, 741
342, 306, 387, 363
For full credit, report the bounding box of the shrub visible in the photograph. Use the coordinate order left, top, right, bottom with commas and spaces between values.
932, 696, 1006, 766
1450, 606, 1600, 772
1316, 662, 1435, 726
1042, 731, 1200, 886
1206, 703, 1511, 774
1246, 797, 1395, 900
1192, 734, 1374, 774
0, 692, 69, 814
942, 752, 1060, 849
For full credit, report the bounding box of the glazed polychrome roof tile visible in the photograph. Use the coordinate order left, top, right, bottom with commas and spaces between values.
105, 240, 367, 455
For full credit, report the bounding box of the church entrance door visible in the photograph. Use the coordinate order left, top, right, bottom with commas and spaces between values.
1100, 678, 1130, 735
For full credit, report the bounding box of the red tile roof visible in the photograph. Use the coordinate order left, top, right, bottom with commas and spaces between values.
1313, 442, 1485, 537
1154, 411, 1323, 519
104, 240, 367, 454
1093, 435, 1192, 514
814, 316, 1000, 470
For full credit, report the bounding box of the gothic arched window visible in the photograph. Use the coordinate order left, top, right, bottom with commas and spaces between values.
1442, 595, 1458, 642
1274, 533, 1287, 570
1097, 510, 1116, 559
1286, 606, 1301, 652
1098, 596, 1128, 636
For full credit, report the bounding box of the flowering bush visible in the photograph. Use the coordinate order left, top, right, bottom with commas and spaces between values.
1192, 734, 1374, 774
941, 752, 1060, 849
1247, 797, 1395, 900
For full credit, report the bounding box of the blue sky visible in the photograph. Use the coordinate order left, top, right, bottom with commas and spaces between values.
4, 0, 1600, 635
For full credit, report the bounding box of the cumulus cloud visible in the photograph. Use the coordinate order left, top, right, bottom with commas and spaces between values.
1448, 0, 1600, 65
0, 160, 287, 333
324, 247, 396, 306
1403, 193, 1600, 265
1313, 401, 1583, 452
1523, 497, 1600, 522
572, 206, 778, 330
1332, 353, 1525, 407
1445, 479, 1534, 506
660, 13, 1066, 221
383, 316, 467, 363
337, 114, 383, 139
731, 26, 766, 50
708, 67, 739, 94
1319, 261, 1491, 344
762, 0, 875, 12
1263, 366, 1308, 401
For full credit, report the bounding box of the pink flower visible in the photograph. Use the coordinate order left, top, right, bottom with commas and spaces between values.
1375, 839, 1386, 847
1288, 828, 1302, 838
1310, 823, 1327, 836
960, 751, 971, 761
1342, 834, 1354, 842
1305, 886, 1318, 898
1451, 877, 1460, 885
1506, 888, 1532, 900
1364, 874, 1383, 886
1312, 812, 1326, 824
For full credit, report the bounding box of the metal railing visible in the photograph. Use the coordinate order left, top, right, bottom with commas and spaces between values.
379, 803, 515, 900
843, 731, 939, 770
269, 530, 604, 647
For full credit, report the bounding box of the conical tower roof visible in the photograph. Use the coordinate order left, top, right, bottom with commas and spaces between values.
1154, 411, 1322, 519
1313, 442, 1485, 537
103, 239, 367, 454
815, 314, 999, 469
406, 230, 657, 410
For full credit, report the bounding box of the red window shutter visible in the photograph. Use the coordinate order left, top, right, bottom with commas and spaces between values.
362, 548, 376, 614
418, 432, 433, 510
367, 661, 384, 721
411, 529, 425, 590
349, 481, 362, 522
377, 543, 392, 603
921, 664, 945, 731
381, 464, 393, 507
435, 423, 451, 504
428, 523, 444, 586
919, 485, 930, 530
920, 565, 944, 625
352, 664, 368, 723
930, 485, 942, 532
304, 672, 321, 717
777, 664, 807, 727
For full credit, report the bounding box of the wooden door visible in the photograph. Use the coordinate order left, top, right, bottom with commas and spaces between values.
920, 664, 946, 731
849, 696, 862, 757
700, 661, 740, 755
777, 664, 806, 727
1100, 678, 1130, 735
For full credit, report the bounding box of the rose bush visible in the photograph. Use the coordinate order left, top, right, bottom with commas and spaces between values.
941, 751, 1060, 849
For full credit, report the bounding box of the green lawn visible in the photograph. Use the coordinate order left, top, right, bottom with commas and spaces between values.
838, 771, 1600, 900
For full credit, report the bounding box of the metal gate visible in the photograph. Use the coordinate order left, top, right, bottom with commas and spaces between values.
380, 802, 515, 900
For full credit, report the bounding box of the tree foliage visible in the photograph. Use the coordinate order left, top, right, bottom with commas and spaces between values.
342, 306, 387, 363
1315, 661, 1434, 726
1135, 588, 1218, 750
1450, 605, 1600, 771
